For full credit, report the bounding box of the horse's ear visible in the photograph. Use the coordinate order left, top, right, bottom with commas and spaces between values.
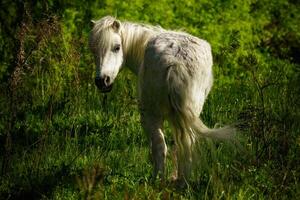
112, 20, 121, 32
90, 20, 96, 27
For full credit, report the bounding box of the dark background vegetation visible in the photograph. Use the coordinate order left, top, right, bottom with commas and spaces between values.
0, 0, 299, 199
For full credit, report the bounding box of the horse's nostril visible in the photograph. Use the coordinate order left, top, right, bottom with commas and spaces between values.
104, 76, 110, 86
95, 76, 111, 88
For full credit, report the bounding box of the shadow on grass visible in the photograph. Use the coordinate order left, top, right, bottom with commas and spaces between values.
1, 163, 78, 200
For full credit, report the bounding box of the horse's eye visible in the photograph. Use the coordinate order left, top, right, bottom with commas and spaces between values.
113, 45, 121, 52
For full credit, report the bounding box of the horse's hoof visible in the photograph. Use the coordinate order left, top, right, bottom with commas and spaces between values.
170, 178, 188, 189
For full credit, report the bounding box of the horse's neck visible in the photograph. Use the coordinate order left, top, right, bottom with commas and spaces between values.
121, 22, 160, 74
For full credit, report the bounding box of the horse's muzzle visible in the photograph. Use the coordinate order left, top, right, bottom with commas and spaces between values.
95, 76, 113, 93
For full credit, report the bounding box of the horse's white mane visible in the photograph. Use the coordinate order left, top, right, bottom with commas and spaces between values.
90, 16, 164, 72
89, 16, 118, 55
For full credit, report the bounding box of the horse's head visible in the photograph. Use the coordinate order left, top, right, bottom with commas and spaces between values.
89, 16, 123, 93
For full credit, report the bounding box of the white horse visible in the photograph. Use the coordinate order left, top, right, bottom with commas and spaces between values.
89, 16, 234, 185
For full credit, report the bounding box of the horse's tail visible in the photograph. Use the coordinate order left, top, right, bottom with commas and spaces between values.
166, 64, 235, 145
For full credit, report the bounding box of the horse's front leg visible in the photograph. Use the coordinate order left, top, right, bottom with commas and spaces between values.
141, 112, 167, 180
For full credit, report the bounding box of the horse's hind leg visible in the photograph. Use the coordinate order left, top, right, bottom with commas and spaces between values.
141, 112, 167, 180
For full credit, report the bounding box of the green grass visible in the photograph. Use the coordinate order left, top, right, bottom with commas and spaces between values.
1, 69, 299, 199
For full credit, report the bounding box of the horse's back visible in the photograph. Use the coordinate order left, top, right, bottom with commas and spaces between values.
140, 31, 213, 116
144, 32, 212, 71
